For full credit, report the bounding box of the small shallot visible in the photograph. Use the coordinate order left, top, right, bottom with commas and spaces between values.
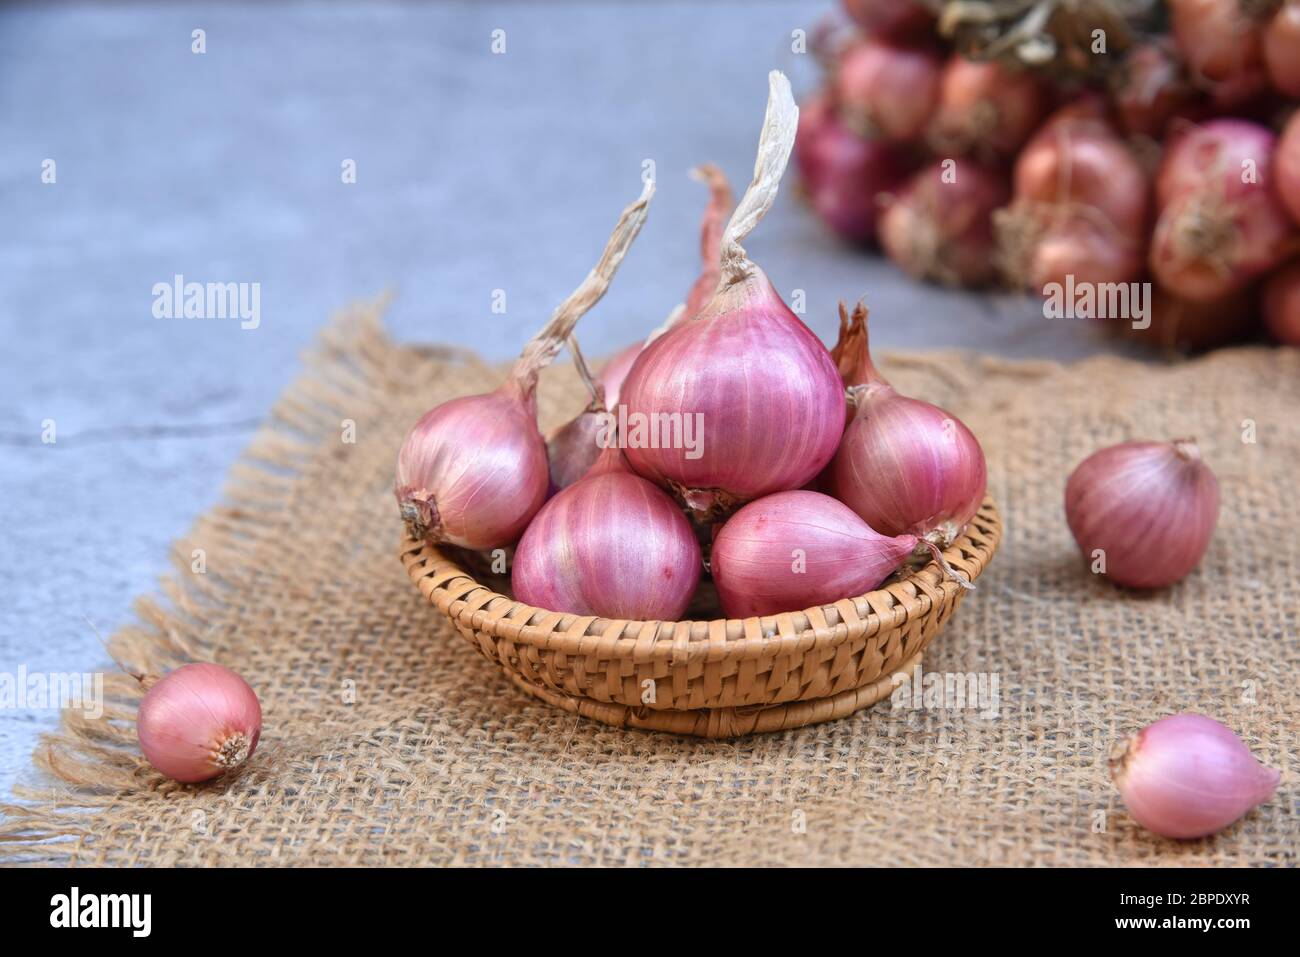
395, 179, 653, 549
1110, 713, 1280, 839
710, 490, 917, 618
879, 160, 1009, 287
835, 39, 941, 142
996, 105, 1149, 290
1065, 439, 1220, 589
512, 445, 702, 620
829, 302, 987, 549
137, 663, 262, 783
796, 91, 912, 245
621, 73, 846, 520
546, 168, 733, 491
927, 58, 1047, 159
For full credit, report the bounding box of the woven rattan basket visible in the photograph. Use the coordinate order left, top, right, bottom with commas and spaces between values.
402, 497, 1001, 737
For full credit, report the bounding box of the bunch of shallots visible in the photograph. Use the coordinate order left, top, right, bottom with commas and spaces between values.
799, 0, 1300, 351
396, 72, 988, 624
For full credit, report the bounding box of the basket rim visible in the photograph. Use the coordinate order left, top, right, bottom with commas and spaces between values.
402, 496, 1001, 662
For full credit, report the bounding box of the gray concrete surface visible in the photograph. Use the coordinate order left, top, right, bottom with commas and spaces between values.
0, 1, 1136, 798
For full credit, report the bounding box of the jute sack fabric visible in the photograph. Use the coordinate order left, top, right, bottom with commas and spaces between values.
3, 302, 1296, 866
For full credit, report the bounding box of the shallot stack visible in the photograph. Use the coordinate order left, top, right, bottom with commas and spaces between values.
397, 72, 988, 625
798, 0, 1300, 352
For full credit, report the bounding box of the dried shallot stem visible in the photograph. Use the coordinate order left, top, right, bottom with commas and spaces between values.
511, 178, 655, 395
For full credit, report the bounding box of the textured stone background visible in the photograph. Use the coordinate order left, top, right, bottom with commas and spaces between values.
0, 1, 1141, 797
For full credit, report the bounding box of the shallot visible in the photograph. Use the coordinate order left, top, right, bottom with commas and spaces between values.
1109, 41, 1201, 140
928, 58, 1047, 159
996, 105, 1149, 290
1168, 0, 1264, 84
512, 445, 702, 620
879, 160, 1009, 287
137, 663, 262, 784
835, 39, 941, 142
710, 490, 917, 619
1065, 439, 1220, 589
1150, 119, 1293, 301
621, 72, 846, 520
829, 302, 986, 549
1111, 713, 1280, 839
1264, 2, 1300, 96
796, 91, 912, 244
546, 167, 733, 491
395, 179, 653, 549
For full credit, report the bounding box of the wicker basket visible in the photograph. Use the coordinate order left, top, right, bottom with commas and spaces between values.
402, 497, 1002, 737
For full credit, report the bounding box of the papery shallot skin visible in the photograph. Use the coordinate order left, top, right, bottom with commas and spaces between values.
1111, 713, 1280, 839
511, 452, 701, 621
620, 270, 846, 515
711, 490, 916, 619
1065, 440, 1220, 589
396, 384, 549, 551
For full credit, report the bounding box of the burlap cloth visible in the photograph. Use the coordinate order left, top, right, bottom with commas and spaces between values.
3, 302, 1296, 867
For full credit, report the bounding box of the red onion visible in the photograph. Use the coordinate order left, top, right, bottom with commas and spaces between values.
1110, 714, 1280, 839
928, 57, 1047, 159
396, 180, 653, 548
545, 169, 733, 492
841, 0, 935, 42
1263, 259, 1300, 345
1109, 41, 1202, 140
137, 663, 262, 783
1277, 111, 1300, 226
512, 446, 702, 620
1065, 439, 1220, 589
711, 490, 917, 619
1264, 2, 1300, 95
829, 303, 987, 549
996, 107, 1149, 289
621, 73, 846, 521
1169, 0, 1264, 84
835, 39, 941, 142
1150, 119, 1293, 301
796, 90, 912, 244
879, 160, 1009, 287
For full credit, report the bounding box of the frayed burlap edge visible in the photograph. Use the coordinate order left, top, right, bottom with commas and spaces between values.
0, 297, 472, 864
